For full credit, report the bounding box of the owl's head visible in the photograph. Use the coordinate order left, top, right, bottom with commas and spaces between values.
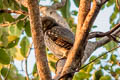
41, 16, 58, 33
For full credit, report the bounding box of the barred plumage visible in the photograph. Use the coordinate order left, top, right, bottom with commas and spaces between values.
41, 16, 74, 58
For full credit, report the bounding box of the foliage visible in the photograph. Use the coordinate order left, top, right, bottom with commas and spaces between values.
0, 0, 120, 80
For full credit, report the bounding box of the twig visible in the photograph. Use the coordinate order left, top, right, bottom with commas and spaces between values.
25, 43, 33, 80
25, 59, 29, 80
88, 23, 120, 39
21, 60, 24, 71
5, 64, 11, 80
0, 16, 28, 27
79, 45, 120, 70
0, 9, 28, 15
58, 45, 120, 80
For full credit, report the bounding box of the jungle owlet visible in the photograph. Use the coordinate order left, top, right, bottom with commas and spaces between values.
41, 16, 74, 59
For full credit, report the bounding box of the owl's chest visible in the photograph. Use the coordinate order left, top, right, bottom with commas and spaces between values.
44, 33, 68, 58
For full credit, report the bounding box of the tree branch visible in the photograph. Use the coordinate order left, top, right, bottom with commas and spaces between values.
27, 0, 52, 80
15, 0, 71, 31
59, 0, 91, 79
0, 16, 28, 27
25, 59, 29, 80
88, 23, 120, 39
0, 9, 28, 15
59, 0, 109, 79
96, 28, 120, 48
25, 43, 33, 80
39, 6, 71, 31
51, 0, 67, 10
75, 0, 109, 65
82, 24, 120, 64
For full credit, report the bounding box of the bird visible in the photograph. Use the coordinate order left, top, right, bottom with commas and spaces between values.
41, 16, 75, 59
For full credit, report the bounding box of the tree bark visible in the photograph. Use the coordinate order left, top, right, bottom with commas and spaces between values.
27, 0, 52, 80
60, 0, 108, 79
60, 0, 91, 79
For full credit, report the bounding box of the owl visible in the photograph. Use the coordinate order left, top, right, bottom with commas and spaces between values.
41, 16, 74, 59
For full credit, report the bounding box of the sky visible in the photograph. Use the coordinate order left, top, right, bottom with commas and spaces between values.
14, 0, 119, 78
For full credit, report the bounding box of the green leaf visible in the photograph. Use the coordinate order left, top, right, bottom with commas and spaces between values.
49, 61, 56, 72
101, 4, 105, 10
114, 5, 119, 15
0, 29, 2, 38
9, 0, 20, 10
100, 75, 112, 80
7, 36, 19, 48
110, 12, 117, 24
0, 31, 8, 47
0, 0, 3, 8
3, 0, 9, 8
103, 65, 109, 70
13, 47, 24, 60
3, 13, 15, 23
49, 61, 56, 69
93, 70, 103, 80
89, 56, 97, 62
82, 63, 94, 73
115, 68, 120, 74
1, 67, 8, 77
73, 72, 90, 80
0, 15, 3, 23
0, 49, 10, 64
60, 0, 71, 19
6, 47, 17, 57
17, 15, 26, 20
101, 53, 108, 59
110, 54, 117, 64
73, 0, 80, 7
24, 21, 31, 37
86, 63, 94, 73
9, 25, 22, 37
16, 74, 25, 80
106, 0, 114, 7
92, 25, 97, 28
0, 63, 3, 71
20, 36, 30, 58
1, 65, 23, 80
21, 5, 28, 12
47, 53, 58, 62
17, 21, 24, 30
32, 63, 37, 75
67, 17, 76, 33
104, 41, 117, 52
1, 34, 8, 47
2, 0, 20, 10
71, 10, 78, 16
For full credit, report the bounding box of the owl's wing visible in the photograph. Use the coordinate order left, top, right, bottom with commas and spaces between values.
46, 26, 74, 50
